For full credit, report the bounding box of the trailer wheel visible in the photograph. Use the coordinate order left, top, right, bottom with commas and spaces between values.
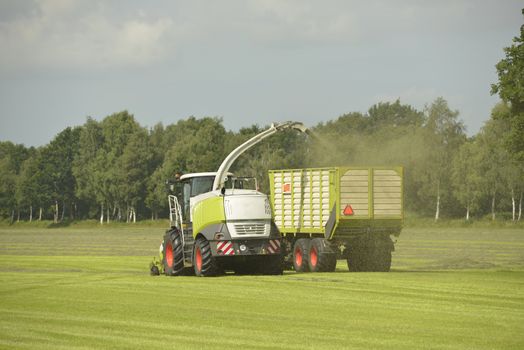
308, 238, 337, 272
163, 228, 184, 276
325, 252, 337, 272
193, 236, 221, 277
371, 244, 392, 272
293, 239, 310, 273
347, 246, 366, 272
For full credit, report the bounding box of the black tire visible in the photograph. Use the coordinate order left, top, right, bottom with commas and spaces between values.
325, 252, 337, 272
163, 229, 184, 276
371, 244, 392, 272
293, 239, 310, 273
347, 246, 367, 272
308, 238, 338, 272
193, 236, 221, 277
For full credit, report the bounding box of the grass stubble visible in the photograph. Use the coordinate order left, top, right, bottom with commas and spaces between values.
0, 226, 523, 349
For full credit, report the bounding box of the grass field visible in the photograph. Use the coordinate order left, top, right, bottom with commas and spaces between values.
1, 226, 523, 349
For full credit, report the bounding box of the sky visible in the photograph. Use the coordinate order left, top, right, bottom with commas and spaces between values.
0, 0, 522, 147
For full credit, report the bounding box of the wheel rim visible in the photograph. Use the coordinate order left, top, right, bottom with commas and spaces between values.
294, 247, 302, 267
166, 242, 173, 267
195, 246, 202, 272
310, 246, 318, 267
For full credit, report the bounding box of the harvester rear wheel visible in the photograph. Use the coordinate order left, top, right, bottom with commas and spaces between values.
293, 239, 310, 273
193, 237, 221, 277
308, 238, 337, 272
163, 228, 184, 276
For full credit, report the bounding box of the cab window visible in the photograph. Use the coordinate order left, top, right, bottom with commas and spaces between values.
190, 176, 214, 197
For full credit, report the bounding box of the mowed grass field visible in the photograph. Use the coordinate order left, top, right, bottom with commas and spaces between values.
1, 225, 523, 349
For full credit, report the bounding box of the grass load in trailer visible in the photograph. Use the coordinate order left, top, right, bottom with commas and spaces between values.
268, 166, 403, 272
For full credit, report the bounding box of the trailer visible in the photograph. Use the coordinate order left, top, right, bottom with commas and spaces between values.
268, 166, 403, 272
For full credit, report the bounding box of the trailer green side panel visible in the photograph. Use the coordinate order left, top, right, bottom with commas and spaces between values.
269, 168, 337, 234
268, 166, 403, 239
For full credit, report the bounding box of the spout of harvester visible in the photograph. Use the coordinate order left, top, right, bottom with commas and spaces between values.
274, 121, 308, 134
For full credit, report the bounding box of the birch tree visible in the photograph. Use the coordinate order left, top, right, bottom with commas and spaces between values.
422, 97, 466, 220
451, 141, 482, 220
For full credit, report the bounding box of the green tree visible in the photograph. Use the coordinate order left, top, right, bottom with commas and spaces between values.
418, 97, 466, 220
368, 99, 425, 131
0, 142, 31, 221
115, 130, 151, 222
491, 9, 524, 160
451, 140, 483, 220
476, 113, 512, 221
39, 127, 81, 223
15, 153, 42, 221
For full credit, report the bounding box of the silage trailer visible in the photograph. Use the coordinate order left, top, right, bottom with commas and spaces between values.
268, 166, 403, 272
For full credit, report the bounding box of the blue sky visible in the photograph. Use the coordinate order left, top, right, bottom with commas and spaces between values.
0, 0, 522, 146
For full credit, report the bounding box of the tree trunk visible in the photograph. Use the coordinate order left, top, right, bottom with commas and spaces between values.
39, 207, 42, 221
11, 209, 15, 224
17, 208, 20, 222
434, 189, 440, 221
61, 200, 65, 222
112, 205, 117, 221
491, 193, 496, 221
518, 191, 522, 221
54, 200, 59, 224
512, 189, 516, 221
29, 204, 33, 222
133, 207, 136, 223
100, 203, 104, 224
118, 206, 122, 221
466, 204, 470, 221
106, 205, 110, 223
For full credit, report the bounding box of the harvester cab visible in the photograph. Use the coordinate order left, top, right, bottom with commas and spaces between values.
159, 121, 308, 277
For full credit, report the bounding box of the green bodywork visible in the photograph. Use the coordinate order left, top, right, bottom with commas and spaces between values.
192, 196, 226, 238
268, 166, 404, 239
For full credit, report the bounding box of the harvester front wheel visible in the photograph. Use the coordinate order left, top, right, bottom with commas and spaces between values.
308, 238, 337, 272
193, 237, 221, 277
293, 239, 310, 273
163, 229, 185, 276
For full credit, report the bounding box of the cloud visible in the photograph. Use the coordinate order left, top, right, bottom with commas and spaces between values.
245, 0, 358, 45
0, 0, 175, 72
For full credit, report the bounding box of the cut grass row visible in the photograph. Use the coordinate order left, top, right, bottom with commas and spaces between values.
0, 226, 523, 349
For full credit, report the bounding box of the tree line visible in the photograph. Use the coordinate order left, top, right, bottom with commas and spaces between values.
0, 96, 522, 224
1, 11, 523, 223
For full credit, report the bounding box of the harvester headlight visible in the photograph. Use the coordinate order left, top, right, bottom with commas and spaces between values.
240, 244, 247, 252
